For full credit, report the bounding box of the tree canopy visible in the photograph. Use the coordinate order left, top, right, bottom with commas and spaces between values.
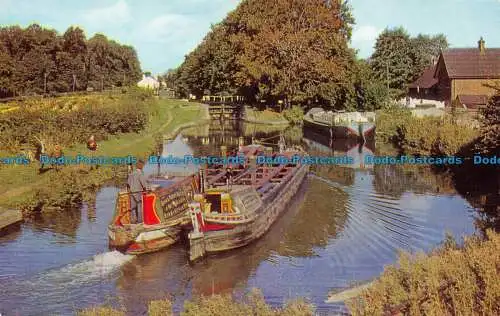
174, 0, 357, 110
370, 27, 448, 96
0, 24, 142, 98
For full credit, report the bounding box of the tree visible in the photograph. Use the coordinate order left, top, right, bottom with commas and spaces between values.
175, 0, 356, 109
347, 59, 390, 111
0, 24, 142, 96
476, 85, 500, 155
370, 27, 414, 96
410, 34, 448, 80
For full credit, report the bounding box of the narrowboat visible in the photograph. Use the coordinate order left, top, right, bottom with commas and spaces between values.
303, 108, 376, 141
108, 174, 199, 255
187, 144, 310, 261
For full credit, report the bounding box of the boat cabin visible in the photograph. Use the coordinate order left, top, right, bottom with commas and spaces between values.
195, 186, 263, 216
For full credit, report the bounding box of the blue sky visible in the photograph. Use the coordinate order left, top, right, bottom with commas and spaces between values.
1, 0, 499, 74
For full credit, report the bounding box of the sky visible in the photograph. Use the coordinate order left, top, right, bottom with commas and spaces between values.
1, 0, 499, 74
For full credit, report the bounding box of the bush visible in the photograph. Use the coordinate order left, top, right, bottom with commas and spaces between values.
283, 106, 304, 125
376, 108, 478, 155
347, 230, 500, 316
475, 93, 500, 155
375, 107, 413, 144
79, 289, 314, 316
0, 95, 149, 152
395, 116, 478, 156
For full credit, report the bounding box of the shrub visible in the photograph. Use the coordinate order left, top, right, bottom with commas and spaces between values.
396, 116, 478, 156
80, 289, 315, 316
376, 108, 478, 155
375, 107, 413, 144
0, 95, 149, 152
283, 106, 304, 125
346, 230, 500, 316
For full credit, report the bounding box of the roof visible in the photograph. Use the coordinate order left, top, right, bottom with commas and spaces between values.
456, 94, 489, 109
138, 76, 159, 89
409, 65, 438, 89
439, 48, 500, 79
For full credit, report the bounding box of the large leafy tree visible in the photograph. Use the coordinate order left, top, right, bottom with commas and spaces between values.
410, 34, 448, 80
175, 0, 356, 110
370, 28, 449, 96
370, 27, 414, 95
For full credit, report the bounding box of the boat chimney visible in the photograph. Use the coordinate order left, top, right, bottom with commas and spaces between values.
478, 37, 486, 54
199, 168, 206, 193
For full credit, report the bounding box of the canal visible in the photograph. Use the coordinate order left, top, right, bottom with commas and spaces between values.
0, 121, 487, 315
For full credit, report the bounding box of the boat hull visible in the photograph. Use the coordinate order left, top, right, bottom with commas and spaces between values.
108, 224, 180, 255
303, 117, 375, 141
189, 163, 309, 260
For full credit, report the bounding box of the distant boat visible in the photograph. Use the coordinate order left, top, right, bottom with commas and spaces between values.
303, 108, 376, 141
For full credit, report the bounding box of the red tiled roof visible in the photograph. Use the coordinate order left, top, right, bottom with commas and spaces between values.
409, 65, 438, 89
439, 48, 500, 79
457, 94, 489, 109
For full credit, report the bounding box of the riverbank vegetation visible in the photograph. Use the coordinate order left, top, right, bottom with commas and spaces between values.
0, 94, 205, 213
0, 24, 141, 98
375, 107, 479, 156
376, 85, 499, 158
244, 107, 288, 125
0, 91, 150, 154
79, 289, 314, 316
346, 230, 500, 315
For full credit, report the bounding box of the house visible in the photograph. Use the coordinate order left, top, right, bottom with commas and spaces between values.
137, 74, 160, 90
409, 38, 500, 110
407, 63, 445, 108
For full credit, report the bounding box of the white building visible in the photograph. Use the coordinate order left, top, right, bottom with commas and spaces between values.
137, 74, 160, 90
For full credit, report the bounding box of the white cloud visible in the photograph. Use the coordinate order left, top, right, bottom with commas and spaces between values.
352, 25, 381, 43
351, 25, 382, 58
136, 14, 198, 43
83, 0, 131, 27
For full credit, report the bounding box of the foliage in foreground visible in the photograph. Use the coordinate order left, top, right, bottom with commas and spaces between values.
347, 230, 500, 316
79, 289, 314, 316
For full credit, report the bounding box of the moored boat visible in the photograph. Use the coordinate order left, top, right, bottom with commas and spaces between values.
187, 145, 310, 261
303, 108, 376, 141
108, 174, 199, 255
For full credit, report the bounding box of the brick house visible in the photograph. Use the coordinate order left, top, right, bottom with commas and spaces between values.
409, 38, 500, 110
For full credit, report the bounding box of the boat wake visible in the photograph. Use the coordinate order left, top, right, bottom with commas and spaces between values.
23, 251, 134, 288
0, 251, 134, 314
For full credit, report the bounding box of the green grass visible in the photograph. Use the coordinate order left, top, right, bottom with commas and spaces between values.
245, 108, 288, 124
0, 99, 205, 211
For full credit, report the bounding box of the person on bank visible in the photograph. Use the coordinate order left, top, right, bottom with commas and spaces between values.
87, 135, 98, 170
127, 160, 148, 223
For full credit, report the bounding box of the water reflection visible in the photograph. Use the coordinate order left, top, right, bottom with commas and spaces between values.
0, 122, 484, 316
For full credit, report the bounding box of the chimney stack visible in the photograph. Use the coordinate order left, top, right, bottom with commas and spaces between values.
478, 37, 486, 54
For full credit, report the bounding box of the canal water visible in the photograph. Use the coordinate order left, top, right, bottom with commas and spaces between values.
0, 121, 483, 315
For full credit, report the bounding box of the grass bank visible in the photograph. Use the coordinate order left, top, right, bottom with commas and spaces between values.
346, 230, 500, 315
243, 107, 289, 125
0, 96, 206, 213
79, 289, 314, 316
